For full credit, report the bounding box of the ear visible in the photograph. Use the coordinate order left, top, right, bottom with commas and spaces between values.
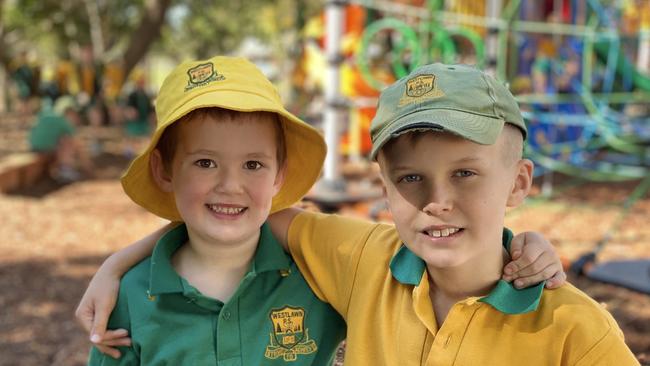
272, 161, 287, 196
150, 149, 174, 193
507, 159, 534, 207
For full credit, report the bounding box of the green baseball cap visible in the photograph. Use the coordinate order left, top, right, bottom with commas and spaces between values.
370, 63, 526, 160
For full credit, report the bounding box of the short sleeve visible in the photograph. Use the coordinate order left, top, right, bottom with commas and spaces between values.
287, 211, 380, 318
573, 318, 639, 366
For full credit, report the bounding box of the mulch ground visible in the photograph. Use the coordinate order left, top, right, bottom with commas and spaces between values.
1, 116, 648, 365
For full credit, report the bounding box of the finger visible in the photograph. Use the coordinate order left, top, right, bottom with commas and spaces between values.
504, 246, 545, 277
94, 344, 122, 359
90, 307, 112, 343
519, 251, 563, 279
545, 270, 567, 289
101, 328, 129, 341
96, 337, 132, 348
512, 246, 554, 278
513, 262, 558, 289
509, 232, 529, 261
74, 304, 94, 334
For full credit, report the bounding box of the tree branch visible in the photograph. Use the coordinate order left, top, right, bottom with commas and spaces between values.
121, 0, 172, 78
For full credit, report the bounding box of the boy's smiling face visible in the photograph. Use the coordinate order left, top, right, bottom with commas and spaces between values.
377, 127, 532, 270
152, 113, 284, 247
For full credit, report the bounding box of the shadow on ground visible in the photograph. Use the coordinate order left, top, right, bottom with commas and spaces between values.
0, 255, 108, 366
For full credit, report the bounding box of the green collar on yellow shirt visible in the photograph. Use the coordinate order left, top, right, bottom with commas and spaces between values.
389, 228, 545, 314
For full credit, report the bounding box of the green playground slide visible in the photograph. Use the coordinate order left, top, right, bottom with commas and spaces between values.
594, 41, 650, 91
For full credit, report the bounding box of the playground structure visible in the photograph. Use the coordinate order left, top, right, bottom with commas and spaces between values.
309, 0, 650, 189
303, 0, 650, 191
342, 0, 650, 181
308, 0, 650, 292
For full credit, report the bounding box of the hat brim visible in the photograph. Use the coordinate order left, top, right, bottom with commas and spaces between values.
370, 108, 505, 160
121, 89, 326, 221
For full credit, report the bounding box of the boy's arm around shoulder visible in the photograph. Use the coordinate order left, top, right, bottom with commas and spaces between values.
267, 207, 302, 251
87, 274, 138, 365
77, 223, 176, 358
268, 207, 382, 316
504, 231, 567, 289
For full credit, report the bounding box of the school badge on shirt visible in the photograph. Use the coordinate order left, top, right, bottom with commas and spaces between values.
265, 306, 317, 361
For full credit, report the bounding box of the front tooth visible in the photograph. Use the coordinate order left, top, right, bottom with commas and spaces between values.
432, 230, 441, 237
441, 228, 449, 237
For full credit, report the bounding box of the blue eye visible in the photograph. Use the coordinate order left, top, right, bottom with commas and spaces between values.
244, 161, 263, 170
453, 170, 475, 178
399, 174, 421, 183
195, 159, 216, 168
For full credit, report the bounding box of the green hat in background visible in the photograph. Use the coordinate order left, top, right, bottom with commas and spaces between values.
370, 63, 526, 160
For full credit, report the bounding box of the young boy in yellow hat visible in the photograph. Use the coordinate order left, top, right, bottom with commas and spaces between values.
79, 62, 569, 363
86, 56, 346, 365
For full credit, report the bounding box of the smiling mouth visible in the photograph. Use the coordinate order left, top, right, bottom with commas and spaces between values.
206, 204, 247, 215
423, 228, 463, 238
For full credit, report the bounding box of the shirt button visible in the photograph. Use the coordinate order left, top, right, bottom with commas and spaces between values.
222, 310, 231, 320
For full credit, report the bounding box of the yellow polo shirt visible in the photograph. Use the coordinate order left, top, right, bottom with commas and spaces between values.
288, 211, 639, 366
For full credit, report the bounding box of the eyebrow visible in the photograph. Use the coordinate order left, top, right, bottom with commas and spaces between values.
386, 155, 485, 171
451, 156, 484, 164
186, 149, 218, 156
185, 149, 274, 159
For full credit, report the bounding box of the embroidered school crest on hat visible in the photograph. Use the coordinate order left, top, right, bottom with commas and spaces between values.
399, 73, 445, 106
185, 62, 225, 91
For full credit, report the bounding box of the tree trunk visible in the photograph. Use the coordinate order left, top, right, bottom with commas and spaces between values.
0, 0, 10, 112
121, 0, 172, 78
84, 0, 105, 59
0, 0, 10, 70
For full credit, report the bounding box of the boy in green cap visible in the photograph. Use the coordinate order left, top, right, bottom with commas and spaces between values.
79, 63, 571, 364
277, 63, 636, 364
86, 56, 346, 365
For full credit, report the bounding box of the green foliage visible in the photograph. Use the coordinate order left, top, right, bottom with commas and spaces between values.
3, 0, 146, 58
1, 0, 323, 67
159, 0, 323, 58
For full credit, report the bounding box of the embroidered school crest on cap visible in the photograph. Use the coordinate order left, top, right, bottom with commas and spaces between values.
399, 73, 444, 106
185, 62, 225, 91
265, 306, 317, 361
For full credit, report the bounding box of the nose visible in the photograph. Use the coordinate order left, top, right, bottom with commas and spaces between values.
213, 165, 243, 194
421, 183, 452, 216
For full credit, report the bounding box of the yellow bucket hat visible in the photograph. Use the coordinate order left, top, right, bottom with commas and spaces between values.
121, 56, 326, 221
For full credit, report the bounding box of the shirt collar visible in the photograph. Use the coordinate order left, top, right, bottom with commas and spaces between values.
389, 228, 545, 314
149, 222, 291, 295
251, 222, 292, 274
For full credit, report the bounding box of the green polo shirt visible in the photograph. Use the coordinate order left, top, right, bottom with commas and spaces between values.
29, 110, 75, 152
88, 223, 346, 366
